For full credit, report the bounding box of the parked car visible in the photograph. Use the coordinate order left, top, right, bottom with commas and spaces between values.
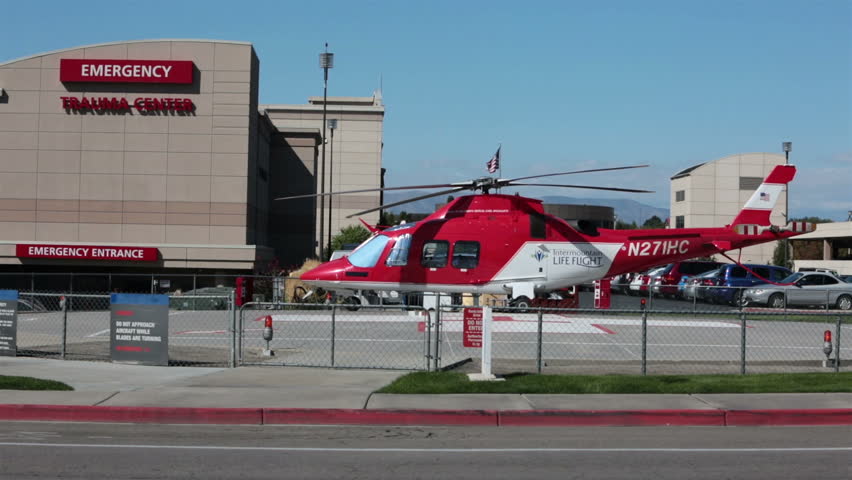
16, 297, 48, 313
841, 275, 852, 283
610, 272, 637, 294
680, 267, 722, 301
705, 264, 792, 306
170, 287, 234, 310
651, 261, 723, 298
629, 265, 669, 296
742, 272, 852, 310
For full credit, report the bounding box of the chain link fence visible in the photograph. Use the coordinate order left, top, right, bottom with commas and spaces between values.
15, 292, 233, 367
238, 303, 432, 371
8, 284, 851, 375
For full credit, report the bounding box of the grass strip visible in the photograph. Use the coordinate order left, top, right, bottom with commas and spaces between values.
377, 371, 852, 394
0, 375, 73, 391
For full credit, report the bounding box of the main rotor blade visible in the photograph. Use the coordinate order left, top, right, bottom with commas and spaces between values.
345, 187, 469, 218
275, 182, 469, 201
509, 183, 654, 193
505, 164, 649, 183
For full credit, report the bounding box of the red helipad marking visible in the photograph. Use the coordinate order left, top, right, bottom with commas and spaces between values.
591, 324, 616, 334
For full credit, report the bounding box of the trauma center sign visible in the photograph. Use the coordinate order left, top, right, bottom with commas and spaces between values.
16, 244, 158, 262
60, 59, 194, 84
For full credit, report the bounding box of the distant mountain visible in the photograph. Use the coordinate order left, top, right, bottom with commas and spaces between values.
540, 195, 670, 226
383, 191, 669, 226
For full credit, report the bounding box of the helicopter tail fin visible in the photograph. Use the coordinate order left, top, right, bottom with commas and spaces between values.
730, 164, 795, 226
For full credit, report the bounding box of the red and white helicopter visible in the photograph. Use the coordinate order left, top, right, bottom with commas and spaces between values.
279, 164, 813, 307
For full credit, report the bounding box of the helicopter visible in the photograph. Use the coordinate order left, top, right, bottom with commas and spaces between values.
277, 164, 812, 308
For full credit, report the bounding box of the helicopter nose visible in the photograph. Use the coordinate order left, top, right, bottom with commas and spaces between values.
300, 258, 350, 284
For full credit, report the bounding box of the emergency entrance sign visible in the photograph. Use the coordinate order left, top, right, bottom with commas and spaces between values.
463, 307, 483, 347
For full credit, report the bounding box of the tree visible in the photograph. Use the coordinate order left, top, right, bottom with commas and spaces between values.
641, 215, 666, 229
327, 225, 372, 260
615, 220, 638, 230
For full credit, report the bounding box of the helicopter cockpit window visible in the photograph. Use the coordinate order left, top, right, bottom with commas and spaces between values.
452, 241, 480, 269
385, 234, 412, 266
347, 234, 391, 268
421, 241, 449, 268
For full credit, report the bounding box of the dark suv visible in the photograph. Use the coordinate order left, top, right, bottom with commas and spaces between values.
705, 264, 792, 305
651, 261, 723, 298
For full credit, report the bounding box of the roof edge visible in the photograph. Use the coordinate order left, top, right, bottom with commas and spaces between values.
0, 39, 253, 67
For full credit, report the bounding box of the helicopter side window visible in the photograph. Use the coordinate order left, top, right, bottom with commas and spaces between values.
421, 241, 449, 268
385, 234, 412, 266
452, 241, 480, 269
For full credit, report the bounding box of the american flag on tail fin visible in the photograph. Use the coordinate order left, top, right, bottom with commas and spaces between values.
487, 147, 501, 174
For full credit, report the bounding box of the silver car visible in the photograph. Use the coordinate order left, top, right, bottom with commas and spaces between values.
742, 272, 852, 310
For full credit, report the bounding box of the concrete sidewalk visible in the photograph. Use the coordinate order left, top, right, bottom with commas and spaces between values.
2, 357, 851, 426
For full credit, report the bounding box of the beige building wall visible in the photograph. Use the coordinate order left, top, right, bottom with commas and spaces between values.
263, 95, 384, 255
670, 153, 787, 264
0, 40, 271, 269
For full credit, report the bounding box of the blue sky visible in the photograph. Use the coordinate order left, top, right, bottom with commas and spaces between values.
3, 0, 850, 220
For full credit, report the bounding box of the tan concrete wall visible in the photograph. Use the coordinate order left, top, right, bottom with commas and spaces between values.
0, 40, 261, 267
264, 98, 384, 256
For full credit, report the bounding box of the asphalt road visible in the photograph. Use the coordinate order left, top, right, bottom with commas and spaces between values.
1, 422, 850, 479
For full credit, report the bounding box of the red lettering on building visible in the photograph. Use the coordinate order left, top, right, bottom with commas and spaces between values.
61, 96, 195, 113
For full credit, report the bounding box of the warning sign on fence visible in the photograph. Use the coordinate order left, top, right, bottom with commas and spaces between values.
463, 307, 483, 348
110, 293, 169, 366
0, 291, 18, 357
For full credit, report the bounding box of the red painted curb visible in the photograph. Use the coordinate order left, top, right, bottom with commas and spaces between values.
263, 408, 499, 426
0, 405, 263, 425
726, 409, 852, 426
2, 405, 851, 426
499, 409, 725, 426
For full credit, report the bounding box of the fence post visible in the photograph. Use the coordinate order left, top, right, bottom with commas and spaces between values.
836, 315, 842, 373
61, 294, 68, 360
740, 303, 747, 375
229, 291, 236, 368
422, 308, 429, 371
425, 309, 432, 371
433, 294, 441, 371
641, 305, 647, 375
536, 307, 544, 374
331, 304, 337, 367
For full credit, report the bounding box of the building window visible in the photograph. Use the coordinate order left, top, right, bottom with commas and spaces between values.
675, 216, 685, 228
739, 177, 763, 190
421, 241, 449, 268
675, 190, 685, 202
452, 241, 480, 269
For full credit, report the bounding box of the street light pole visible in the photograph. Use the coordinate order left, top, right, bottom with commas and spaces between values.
327, 118, 338, 253
318, 44, 334, 260
782, 141, 792, 268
